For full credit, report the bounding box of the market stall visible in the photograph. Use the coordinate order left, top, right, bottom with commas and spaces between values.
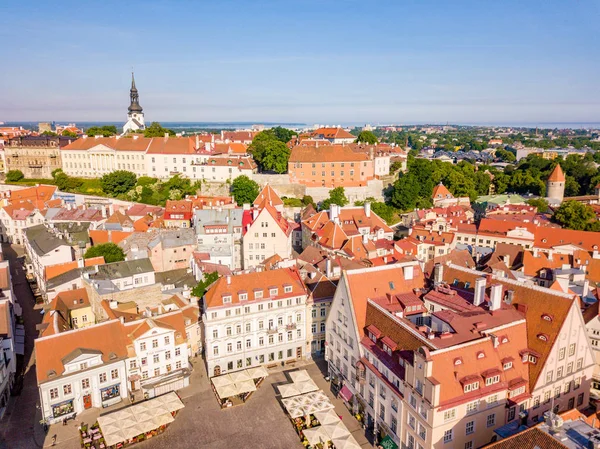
96, 392, 184, 449
210, 369, 264, 408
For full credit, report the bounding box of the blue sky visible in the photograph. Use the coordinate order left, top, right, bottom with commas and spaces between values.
1, 0, 599, 125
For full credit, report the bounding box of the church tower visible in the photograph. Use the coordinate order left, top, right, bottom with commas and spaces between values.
546, 164, 565, 203
123, 73, 145, 133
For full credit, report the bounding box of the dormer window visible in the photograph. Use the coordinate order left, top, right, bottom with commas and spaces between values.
537, 333, 549, 342
477, 352, 485, 359
501, 337, 509, 344
239, 293, 247, 301
454, 358, 462, 366
485, 375, 500, 386
464, 382, 479, 393
528, 355, 537, 364
284, 285, 292, 293
503, 361, 513, 370
254, 290, 263, 299
541, 314, 553, 322
369, 332, 376, 343
269, 288, 278, 297
222, 295, 232, 304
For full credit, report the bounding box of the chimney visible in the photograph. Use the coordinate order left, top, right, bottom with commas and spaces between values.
505, 289, 515, 304
583, 279, 590, 298
489, 284, 502, 311
101, 206, 107, 218
403, 264, 414, 281
433, 263, 443, 286
362, 233, 368, 244
474, 277, 486, 307
330, 204, 340, 224
364, 201, 371, 218
109, 300, 118, 309
164, 132, 169, 139
548, 250, 554, 261
252, 208, 259, 221
593, 250, 600, 260
490, 334, 499, 348
325, 258, 332, 278
502, 254, 510, 266
109, 203, 114, 216
226, 275, 231, 285
77, 258, 84, 268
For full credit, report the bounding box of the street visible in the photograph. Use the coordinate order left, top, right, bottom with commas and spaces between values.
0, 244, 45, 449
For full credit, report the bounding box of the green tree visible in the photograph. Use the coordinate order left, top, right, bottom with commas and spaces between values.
6, 170, 24, 182
191, 271, 219, 298
143, 122, 175, 137
270, 126, 295, 143
248, 131, 290, 173
321, 187, 348, 210
355, 130, 378, 144
302, 195, 315, 207
84, 243, 125, 263
100, 170, 137, 196
86, 125, 117, 137
61, 129, 79, 138
526, 198, 549, 213
553, 200, 597, 231
54, 172, 83, 192
231, 175, 260, 206
495, 148, 516, 162
41, 130, 58, 136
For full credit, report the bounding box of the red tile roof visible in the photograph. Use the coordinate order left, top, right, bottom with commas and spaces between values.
548, 164, 565, 182
289, 144, 369, 163
62, 136, 152, 151
253, 184, 283, 209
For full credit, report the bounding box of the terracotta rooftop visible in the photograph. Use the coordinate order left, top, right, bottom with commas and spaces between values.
548, 164, 566, 182
289, 144, 369, 163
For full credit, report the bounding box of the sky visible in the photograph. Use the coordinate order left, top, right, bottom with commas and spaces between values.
1, 0, 599, 125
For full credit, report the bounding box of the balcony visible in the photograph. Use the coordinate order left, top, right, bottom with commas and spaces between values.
286, 323, 297, 330
266, 328, 278, 334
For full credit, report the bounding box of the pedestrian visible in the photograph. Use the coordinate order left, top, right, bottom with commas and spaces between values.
51, 434, 57, 446
63, 417, 67, 426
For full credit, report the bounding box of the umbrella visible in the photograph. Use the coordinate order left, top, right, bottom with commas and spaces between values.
246, 366, 268, 379
314, 410, 340, 426
229, 370, 251, 383
212, 375, 234, 388
215, 383, 238, 400
303, 426, 329, 446
289, 370, 311, 383
235, 379, 257, 395
295, 379, 319, 394
331, 434, 361, 449
322, 421, 350, 439
277, 383, 302, 398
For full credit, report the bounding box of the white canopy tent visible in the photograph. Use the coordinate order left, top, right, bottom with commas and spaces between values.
281, 390, 335, 418
331, 434, 362, 449
314, 410, 340, 426
294, 378, 319, 394
97, 392, 182, 447
235, 379, 257, 395
277, 383, 302, 398
246, 366, 268, 379
289, 369, 311, 383
302, 426, 330, 446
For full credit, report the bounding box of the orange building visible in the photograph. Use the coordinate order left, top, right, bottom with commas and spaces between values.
288, 144, 375, 187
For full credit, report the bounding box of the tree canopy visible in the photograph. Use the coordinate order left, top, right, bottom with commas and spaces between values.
143, 122, 175, 137
321, 187, 348, 210
100, 170, 137, 196
231, 175, 260, 206
84, 243, 125, 263
86, 125, 117, 137
6, 170, 24, 182
61, 129, 79, 138
269, 126, 295, 143
52, 169, 83, 192
355, 130, 378, 144
192, 271, 219, 298
248, 131, 291, 173
552, 201, 600, 231
526, 198, 549, 214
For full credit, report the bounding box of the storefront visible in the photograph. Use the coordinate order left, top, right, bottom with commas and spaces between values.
51, 399, 74, 419
101, 384, 121, 407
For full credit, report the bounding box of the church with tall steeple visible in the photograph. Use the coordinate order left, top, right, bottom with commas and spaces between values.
122, 73, 146, 133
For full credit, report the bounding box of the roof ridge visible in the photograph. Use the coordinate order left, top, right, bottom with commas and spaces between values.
36, 318, 120, 342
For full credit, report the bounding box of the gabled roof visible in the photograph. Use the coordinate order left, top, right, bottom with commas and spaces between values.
344, 263, 425, 338
45, 257, 105, 281
62, 136, 153, 151
90, 259, 154, 281
482, 427, 568, 449
440, 263, 576, 390
253, 184, 283, 209
317, 221, 348, 250
432, 183, 453, 199
310, 127, 355, 139
534, 227, 600, 253
35, 320, 130, 383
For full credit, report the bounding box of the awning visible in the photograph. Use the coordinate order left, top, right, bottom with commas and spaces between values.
339, 385, 353, 403
379, 435, 399, 449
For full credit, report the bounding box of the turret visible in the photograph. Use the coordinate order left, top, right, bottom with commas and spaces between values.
546, 164, 565, 203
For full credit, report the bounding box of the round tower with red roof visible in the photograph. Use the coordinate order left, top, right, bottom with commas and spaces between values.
546, 164, 565, 203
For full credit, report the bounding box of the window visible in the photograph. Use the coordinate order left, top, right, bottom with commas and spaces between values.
227, 343, 232, 353
559, 347, 566, 360
409, 394, 417, 409
164, 336, 170, 345
63, 384, 72, 395
557, 366, 563, 378
465, 420, 475, 435
154, 368, 160, 376
444, 408, 456, 422
465, 442, 473, 449
508, 407, 516, 421
464, 382, 479, 393
443, 429, 453, 443
237, 341, 242, 351
466, 401, 478, 414
544, 391, 551, 403
485, 375, 500, 386
407, 435, 415, 449
577, 392, 584, 406
152, 339, 158, 349
213, 346, 219, 356
577, 358, 583, 370
165, 351, 171, 360
176, 361, 182, 369
391, 416, 397, 434
546, 371, 553, 383
503, 361, 513, 370
111, 369, 119, 379
487, 413, 496, 427
153, 354, 159, 363
140, 342, 146, 351
533, 396, 540, 409
407, 414, 416, 429
418, 423, 426, 440
50, 388, 58, 399
175, 347, 181, 356
99, 373, 107, 383
567, 362, 573, 374
569, 343, 576, 356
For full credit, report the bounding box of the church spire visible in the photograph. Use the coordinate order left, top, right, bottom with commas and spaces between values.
128, 72, 143, 113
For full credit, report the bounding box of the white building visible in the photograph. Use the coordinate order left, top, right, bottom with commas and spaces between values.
24, 224, 74, 288
242, 205, 293, 269
193, 208, 244, 270
35, 321, 129, 424
202, 268, 309, 377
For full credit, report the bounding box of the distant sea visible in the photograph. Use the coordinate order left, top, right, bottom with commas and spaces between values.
2, 121, 600, 131
2, 121, 307, 132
